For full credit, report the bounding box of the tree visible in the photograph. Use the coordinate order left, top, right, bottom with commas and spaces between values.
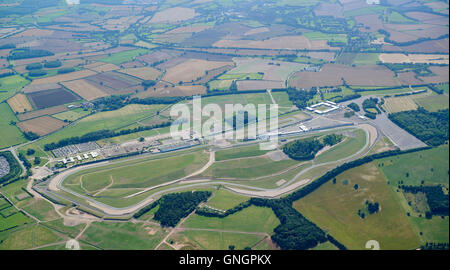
228, 245, 235, 250
26, 149, 35, 156
34, 156, 41, 165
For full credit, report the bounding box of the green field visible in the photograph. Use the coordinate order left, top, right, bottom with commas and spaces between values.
183, 206, 280, 234
0, 75, 29, 103
0, 225, 60, 250
304, 31, 347, 43
52, 108, 92, 122
79, 221, 166, 250
413, 94, 449, 112
99, 49, 149, 65
215, 144, 270, 161
377, 146, 449, 187
352, 53, 380, 66
294, 162, 421, 250
0, 103, 27, 149
206, 188, 249, 210
64, 150, 209, 193
202, 156, 298, 179
219, 73, 263, 80
314, 129, 367, 164
177, 230, 265, 250
32, 104, 165, 148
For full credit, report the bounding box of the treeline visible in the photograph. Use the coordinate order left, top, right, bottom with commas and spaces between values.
334, 94, 361, 103
421, 242, 449, 250
23, 131, 39, 141
8, 48, 54, 60
400, 185, 449, 217
57, 67, 75, 74
348, 102, 360, 112
286, 87, 317, 109
251, 198, 327, 250
283, 134, 343, 161
153, 191, 211, 227
17, 153, 31, 170
0, 44, 15, 50
388, 108, 449, 146
0, 152, 22, 185
43, 122, 171, 151
283, 138, 324, 161
196, 200, 252, 218
92, 95, 185, 112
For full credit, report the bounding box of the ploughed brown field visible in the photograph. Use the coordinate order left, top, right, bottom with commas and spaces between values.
27, 88, 80, 109
17, 116, 68, 136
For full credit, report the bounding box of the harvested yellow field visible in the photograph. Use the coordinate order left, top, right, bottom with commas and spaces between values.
149, 7, 198, 23
379, 53, 449, 65
61, 79, 108, 101
18, 116, 68, 136
117, 67, 162, 80
7, 94, 33, 113
12, 28, 54, 38
244, 27, 270, 36
30, 70, 97, 85
166, 25, 212, 34
163, 59, 232, 84
213, 36, 336, 50
85, 62, 120, 72
383, 96, 418, 113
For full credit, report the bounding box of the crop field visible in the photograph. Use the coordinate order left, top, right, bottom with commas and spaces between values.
290, 64, 399, 89
0, 103, 27, 149
228, 58, 306, 82
26, 88, 80, 109
213, 36, 335, 51
412, 94, 449, 112
0, 75, 29, 103
117, 67, 162, 80
84, 71, 142, 94
7, 93, 33, 113
85, 62, 120, 73
208, 80, 233, 91
184, 205, 280, 234
17, 116, 68, 136
237, 80, 285, 91
61, 79, 108, 101
379, 53, 449, 65
63, 151, 209, 194
149, 7, 198, 23
17, 105, 67, 121
29, 70, 97, 85
34, 104, 166, 147
294, 162, 420, 250
163, 59, 232, 84
99, 49, 149, 65
52, 108, 91, 122
383, 96, 418, 113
